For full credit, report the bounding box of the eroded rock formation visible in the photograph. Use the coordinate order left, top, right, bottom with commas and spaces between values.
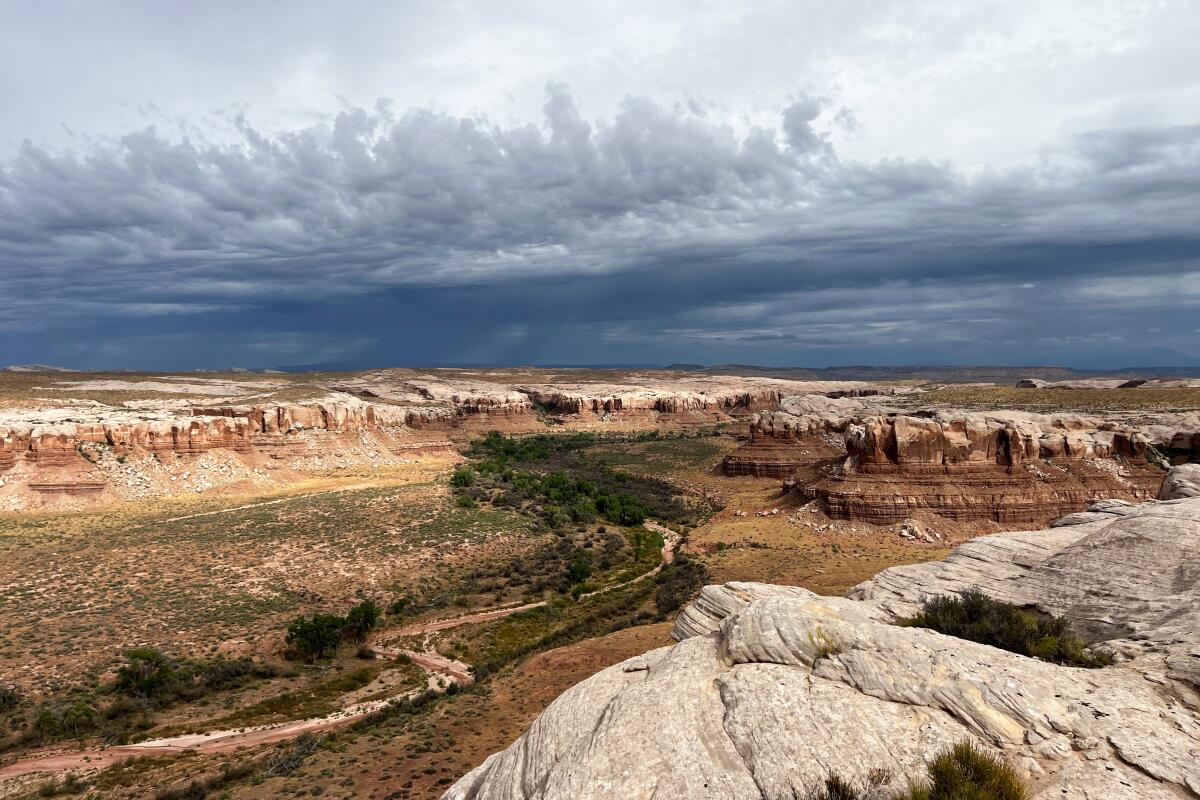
447, 494, 1200, 800
0, 373, 895, 509
721, 395, 880, 477
781, 411, 1168, 526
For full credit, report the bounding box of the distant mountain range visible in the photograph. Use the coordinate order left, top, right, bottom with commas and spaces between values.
7, 362, 1200, 383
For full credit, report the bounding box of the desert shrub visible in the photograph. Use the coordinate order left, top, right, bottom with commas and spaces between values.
388, 594, 414, 616
797, 743, 1025, 800
565, 551, 593, 584
112, 650, 283, 706
343, 599, 382, 642
653, 555, 710, 615
286, 613, 346, 661
902, 742, 1025, 800
455, 494, 478, 508
152, 760, 259, 800
35, 774, 87, 797
809, 627, 843, 659
450, 466, 475, 487
802, 772, 885, 800
34, 700, 96, 740
0, 684, 20, 712
901, 590, 1111, 668
115, 647, 177, 698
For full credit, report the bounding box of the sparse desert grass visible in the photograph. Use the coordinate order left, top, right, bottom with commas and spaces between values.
0, 463, 533, 701
913, 385, 1200, 413
573, 432, 731, 476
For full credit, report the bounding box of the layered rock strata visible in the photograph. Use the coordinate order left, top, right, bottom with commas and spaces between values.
721, 395, 880, 477
0, 374, 897, 508
448, 494, 1200, 800
804, 412, 1168, 525
0, 397, 454, 508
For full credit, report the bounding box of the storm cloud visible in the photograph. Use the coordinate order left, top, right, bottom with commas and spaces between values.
1, 2, 1198, 369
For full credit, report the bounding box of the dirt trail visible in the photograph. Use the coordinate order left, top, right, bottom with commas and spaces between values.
0, 520, 678, 781
0, 698, 391, 779
395, 601, 547, 636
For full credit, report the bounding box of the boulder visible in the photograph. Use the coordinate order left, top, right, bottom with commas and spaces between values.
1159, 464, 1200, 500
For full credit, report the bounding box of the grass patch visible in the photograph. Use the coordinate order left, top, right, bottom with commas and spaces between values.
901, 590, 1112, 668
802, 742, 1025, 799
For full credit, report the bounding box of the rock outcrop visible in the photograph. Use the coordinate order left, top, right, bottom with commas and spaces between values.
0, 372, 900, 509
1159, 463, 1200, 500
0, 397, 455, 509
721, 395, 881, 477
447, 496, 1200, 800
805, 411, 1167, 526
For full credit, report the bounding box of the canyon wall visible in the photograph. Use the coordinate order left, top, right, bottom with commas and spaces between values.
723, 399, 1196, 527
0, 375, 893, 509
721, 395, 874, 477
809, 412, 1167, 526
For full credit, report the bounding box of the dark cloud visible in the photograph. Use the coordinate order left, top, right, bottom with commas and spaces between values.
0, 86, 1198, 369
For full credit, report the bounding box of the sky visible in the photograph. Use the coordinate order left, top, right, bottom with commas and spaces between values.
2, 0, 1199, 371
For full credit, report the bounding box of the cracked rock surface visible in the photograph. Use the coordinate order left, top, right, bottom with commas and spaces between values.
446, 490, 1200, 800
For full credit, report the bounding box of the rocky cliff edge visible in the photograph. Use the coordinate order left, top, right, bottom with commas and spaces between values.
445, 478, 1200, 800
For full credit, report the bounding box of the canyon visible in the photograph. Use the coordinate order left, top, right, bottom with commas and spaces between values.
446, 475, 1200, 800
0, 369, 886, 511
3, 368, 1200, 800
7, 368, 1200, 528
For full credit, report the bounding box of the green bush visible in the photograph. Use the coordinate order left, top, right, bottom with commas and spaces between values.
799, 742, 1025, 799
115, 647, 177, 698
286, 613, 346, 661
113, 649, 283, 706
905, 742, 1026, 800
565, 551, 593, 584
34, 700, 97, 740
0, 684, 20, 712
653, 555, 709, 615
343, 599, 382, 642
901, 590, 1111, 668
450, 466, 475, 487
389, 595, 411, 615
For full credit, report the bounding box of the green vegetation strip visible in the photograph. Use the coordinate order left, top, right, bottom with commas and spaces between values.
901, 590, 1112, 668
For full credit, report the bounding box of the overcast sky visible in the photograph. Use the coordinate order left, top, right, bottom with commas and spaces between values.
2, 0, 1198, 370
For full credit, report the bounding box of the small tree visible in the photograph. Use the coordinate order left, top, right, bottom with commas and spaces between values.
115, 648, 177, 699
343, 600, 381, 642
566, 551, 593, 584
0, 684, 20, 712
286, 613, 346, 661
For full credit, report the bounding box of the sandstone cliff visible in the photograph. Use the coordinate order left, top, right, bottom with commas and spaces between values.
806, 411, 1166, 525
721, 395, 881, 477
0, 373, 897, 509
447, 491, 1200, 800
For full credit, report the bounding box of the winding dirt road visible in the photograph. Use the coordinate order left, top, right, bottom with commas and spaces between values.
0, 521, 679, 781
